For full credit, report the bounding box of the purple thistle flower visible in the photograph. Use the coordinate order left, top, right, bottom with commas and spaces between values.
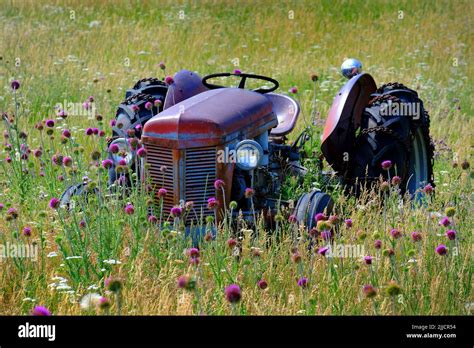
423, 184, 434, 194
31, 305, 51, 316
435, 244, 447, 256
244, 187, 254, 198
154, 99, 162, 107
391, 176, 401, 186
374, 239, 382, 249
0, 203, 4, 210
345, 218, 353, 228
164, 76, 174, 85
62, 129, 71, 138
159, 61, 166, 70
136, 147, 147, 158
381, 160, 392, 170
62, 156, 72, 167
79, 220, 86, 228
109, 143, 119, 154
49, 198, 60, 209
92, 128, 99, 135
45, 119, 55, 128
171, 206, 182, 217
131, 104, 139, 112
257, 279, 268, 290
411, 231, 422, 242
214, 179, 225, 190
224, 284, 241, 303
320, 230, 332, 241
148, 215, 158, 224
207, 197, 218, 210
11, 80, 20, 90
124, 203, 134, 215
57, 109, 67, 118
289, 87, 298, 94
364, 255, 373, 265
314, 213, 327, 222
188, 248, 200, 259
83, 101, 90, 110
288, 214, 298, 223
157, 188, 167, 198
297, 277, 308, 288
439, 217, 450, 227
118, 159, 127, 166
362, 284, 377, 298
102, 159, 113, 169
318, 246, 329, 256
390, 228, 402, 239
233, 69, 242, 75
23, 226, 31, 237
144, 101, 153, 110
446, 230, 456, 240
110, 119, 116, 127
85, 128, 93, 136
88, 96, 94, 102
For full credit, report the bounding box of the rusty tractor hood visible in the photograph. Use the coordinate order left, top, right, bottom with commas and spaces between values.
142, 88, 277, 148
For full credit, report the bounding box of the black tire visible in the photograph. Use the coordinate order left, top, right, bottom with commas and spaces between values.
345, 82, 434, 196
59, 183, 99, 210
294, 190, 334, 229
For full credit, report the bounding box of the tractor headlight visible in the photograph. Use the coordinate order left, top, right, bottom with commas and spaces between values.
108, 138, 134, 166
235, 140, 263, 171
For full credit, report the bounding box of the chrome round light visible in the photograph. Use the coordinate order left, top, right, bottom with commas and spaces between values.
109, 138, 134, 166
341, 58, 362, 79
235, 140, 263, 171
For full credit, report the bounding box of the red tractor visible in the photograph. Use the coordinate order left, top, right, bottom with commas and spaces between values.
61, 59, 434, 234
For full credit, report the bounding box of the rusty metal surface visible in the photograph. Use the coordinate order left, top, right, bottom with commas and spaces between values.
143, 88, 277, 149
163, 70, 208, 110
321, 73, 377, 173
266, 93, 300, 136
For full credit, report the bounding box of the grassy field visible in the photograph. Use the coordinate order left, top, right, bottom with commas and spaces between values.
0, 0, 472, 315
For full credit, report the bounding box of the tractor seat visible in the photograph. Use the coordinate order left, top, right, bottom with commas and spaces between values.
266, 93, 300, 137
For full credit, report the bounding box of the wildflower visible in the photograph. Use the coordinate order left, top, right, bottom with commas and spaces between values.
207, 197, 218, 210
446, 230, 456, 240
131, 104, 139, 112
229, 201, 238, 210
102, 159, 113, 169
439, 217, 450, 227
0, 203, 4, 211
177, 275, 196, 290
251, 247, 261, 258
445, 207, 455, 217
31, 305, 51, 316
62, 129, 71, 138
422, 184, 434, 194
383, 248, 395, 257
391, 176, 401, 186
124, 203, 134, 215
257, 279, 268, 290
79, 220, 86, 228
380, 181, 390, 192
289, 87, 297, 94
390, 228, 402, 239
386, 281, 402, 296
328, 214, 339, 225
320, 230, 332, 241
381, 160, 392, 170
233, 69, 242, 75
374, 239, 382, 249
214, 179, 225, 190
171, 206, 182, 217
148, 215, 158, 224
49, 198, 60, 209
98, 297, 111, 310
288, 214, 298, 223
345, 219, 353, 228
62, 156, 72, 167
318, 246, 329, 256
11, 80, 20, 90
224, 284, 241, 303
244, 187, 254, 198
110, 119, 116, 127
364, 255, 373, 265
45, 119, 55, 128
165, 76, 174, 85
109, 143, 119, 154
104, 277, 122, 293
227, 238, 237, 248
159, 61, 166, 70
136, 147, 147, 158
461, 160, 470, 170
297, 277, 308, 288
291, 253, 302, 263
6, 207, 19, 220
144, 101, 153, 110
411, 231, 422, 242
363, 284, 377, 298
189, 257, 200, 266
23, 226, 31, 237
157, 188, 167, 198
314, 213, 327, 222
187, 248, 200, 259
435, 244, 447, 256
311, 74, 319, 82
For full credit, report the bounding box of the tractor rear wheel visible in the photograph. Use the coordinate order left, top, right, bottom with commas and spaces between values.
294, 190, 334, 230
345, 83, 434, 196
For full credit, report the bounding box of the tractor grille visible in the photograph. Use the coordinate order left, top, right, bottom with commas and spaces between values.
144, 144, 175, 215
144, 143, 217, 224
185, 147, 217, 224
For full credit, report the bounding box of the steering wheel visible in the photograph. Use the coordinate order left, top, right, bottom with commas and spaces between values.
202, 72, 279, 94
